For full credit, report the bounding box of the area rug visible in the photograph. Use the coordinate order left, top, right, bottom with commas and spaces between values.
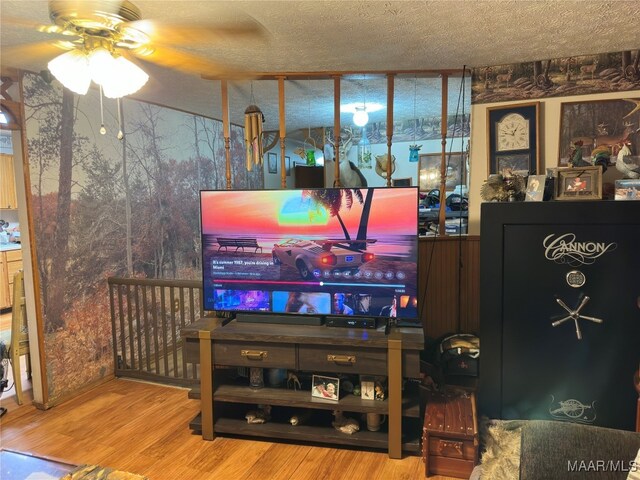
61, 465, 148, 480
474, 418, 527, 480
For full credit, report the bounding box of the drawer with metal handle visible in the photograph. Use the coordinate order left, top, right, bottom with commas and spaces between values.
299, 345, 386, 375
428, 437, 476, 460
214, 340, 295, 368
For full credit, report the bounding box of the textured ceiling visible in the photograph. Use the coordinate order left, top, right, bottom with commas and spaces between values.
2, 0, 639, 132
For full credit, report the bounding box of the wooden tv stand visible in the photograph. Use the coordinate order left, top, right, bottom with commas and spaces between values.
184, 318, 424, 458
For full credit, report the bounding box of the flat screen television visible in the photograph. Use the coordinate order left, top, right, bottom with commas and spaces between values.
200, 187, 419, 322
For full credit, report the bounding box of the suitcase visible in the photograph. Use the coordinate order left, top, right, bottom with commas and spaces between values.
422, 387, 478, 478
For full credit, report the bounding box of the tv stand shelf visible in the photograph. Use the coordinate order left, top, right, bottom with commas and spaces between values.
185, 318, 424, 458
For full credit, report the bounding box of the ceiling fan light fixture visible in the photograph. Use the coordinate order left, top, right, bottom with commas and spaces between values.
353, 106, 369, 127
47, 49, 91, 95
102, 56, 149, 98
88, 47, 117, 84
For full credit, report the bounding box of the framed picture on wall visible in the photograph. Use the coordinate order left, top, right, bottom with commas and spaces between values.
486, 101, 540, 175
558, 97, 640, 166
267, 152, 277, 174
418, 152, 466, 192
285, 156, 291, 176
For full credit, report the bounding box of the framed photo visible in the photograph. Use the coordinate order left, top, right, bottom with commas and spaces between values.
285, 156, 291, 177
392, 177, 412, 187
486, 102, 540, 175
267, 152, 277, 174
615, 179, 640, 200
360, 375, 375, 400
556, 166, 602, 200
418, 152, 466, 192
495, 153, 530, 174
311, 375, 339, 401
525, 174, 546, 202
558, 97, 640, 165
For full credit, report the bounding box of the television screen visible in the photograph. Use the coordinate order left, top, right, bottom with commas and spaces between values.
200, 187, 419, 320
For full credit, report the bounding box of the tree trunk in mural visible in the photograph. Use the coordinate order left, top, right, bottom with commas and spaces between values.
193, 116, 202, 190
138, 104, 177, 278
47, 87, 75, 331
121, 102, 133, 275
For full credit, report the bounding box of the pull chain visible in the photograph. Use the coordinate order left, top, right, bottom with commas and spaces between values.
117, 98, 124, 140
99, 85, 106, 135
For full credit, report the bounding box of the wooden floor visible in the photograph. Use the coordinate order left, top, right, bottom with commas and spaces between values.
0, 378, 458, 480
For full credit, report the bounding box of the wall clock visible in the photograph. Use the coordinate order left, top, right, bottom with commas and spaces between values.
487, 102, 540, 175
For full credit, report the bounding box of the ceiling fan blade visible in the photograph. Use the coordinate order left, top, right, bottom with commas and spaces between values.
1, 41, 72, 67
130, 45, 249, 79
0, 15, 67, 35
124, 19, 267, 46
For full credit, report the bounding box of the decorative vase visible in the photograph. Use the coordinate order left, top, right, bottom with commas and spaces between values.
267, 368, 287, 387
409, 144, 422, 163
249, 367, 264, 389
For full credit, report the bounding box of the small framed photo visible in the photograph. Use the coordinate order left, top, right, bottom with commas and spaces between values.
495, 153, 530, 175
267, 152, 277, 174
556, 166, 602, 200
360, 375, 375, 400
311, 375, 339, 401
392, 177, 412, 187
525, 174, 546, 202
615, 179, 640, 200
285, 156, 292, 176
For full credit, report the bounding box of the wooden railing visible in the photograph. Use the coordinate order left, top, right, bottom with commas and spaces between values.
108, 277, 202, 386
107, 238, 481, 385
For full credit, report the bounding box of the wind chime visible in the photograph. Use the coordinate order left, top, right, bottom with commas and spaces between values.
244, 83, 265, 171
409, 76, 421, 162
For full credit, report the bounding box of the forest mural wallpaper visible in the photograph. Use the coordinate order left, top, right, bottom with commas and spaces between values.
22, 72, 262, 402
472, 50, 640, 104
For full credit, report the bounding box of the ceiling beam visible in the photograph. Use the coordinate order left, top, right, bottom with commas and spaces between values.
202, 69, 468, 82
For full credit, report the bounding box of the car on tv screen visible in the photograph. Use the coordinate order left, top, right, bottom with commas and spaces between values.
272, 238, 375, 279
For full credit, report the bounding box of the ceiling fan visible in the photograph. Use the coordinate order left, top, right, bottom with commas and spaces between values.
2, 0, 266, 98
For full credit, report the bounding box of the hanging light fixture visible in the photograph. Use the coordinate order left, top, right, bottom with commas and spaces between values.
48, 44, 149, 99
353, 74, 369, 127
353, 106, 369, 127
47, 49, 92, 95
244, 83, 265, 171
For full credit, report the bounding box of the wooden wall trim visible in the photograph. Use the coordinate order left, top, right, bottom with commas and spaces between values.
418, 236, 480, 340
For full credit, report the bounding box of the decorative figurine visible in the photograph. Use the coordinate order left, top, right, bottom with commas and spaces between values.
289, 411, 311, 426
375, 382, 386, 401
332, 410, 360, 435
616, 140, 640, 179
245, 405, 271, 424
287, 371, 301, 391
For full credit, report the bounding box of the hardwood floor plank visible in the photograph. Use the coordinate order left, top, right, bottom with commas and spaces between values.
239, 443, 310, 480
284, 444, 334, 480
0, 378, 462, 480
